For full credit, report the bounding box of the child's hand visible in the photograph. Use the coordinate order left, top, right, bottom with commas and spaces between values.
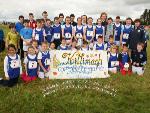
133, 62, 136, 65
5, 77, 9, 80
123, 68, 128, 71
136, 63, 139, 66
44, 69, 48, 73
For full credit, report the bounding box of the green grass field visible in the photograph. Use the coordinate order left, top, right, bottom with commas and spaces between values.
0, 24, 150, 113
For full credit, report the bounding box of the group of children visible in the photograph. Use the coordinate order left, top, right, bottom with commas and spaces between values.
0, 12, 148, 87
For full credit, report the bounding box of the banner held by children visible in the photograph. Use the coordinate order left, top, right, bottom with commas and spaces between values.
46, 50, 110, 79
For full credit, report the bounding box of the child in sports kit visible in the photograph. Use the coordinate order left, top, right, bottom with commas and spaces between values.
32, 40, 39, 54
20, 19, 33, 58
113, 16, 123, 46
32, 19, 46, 47
38, 42, 50, 79
53, 17, 62, 49
44, 19, 53, 43
28, 13, 37, 29
118, 44, 132, 76
104, 35, 116, 52
0, 44, 22, 87
93, 35, 104, 50
84, 17, 95, 44
94, 18, 105, 42
73, 17, 84, 47
121, 18, 133, 45
108, 45, 119, 74
62, 16, 73, 45
57, 38, 68, 50
81, 40, 89, 51
21, 46, 38, 83
131, 43, 147, 76
105, 17, 114, 43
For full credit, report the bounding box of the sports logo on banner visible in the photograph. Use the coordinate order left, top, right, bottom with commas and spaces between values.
46, 50, 110, 79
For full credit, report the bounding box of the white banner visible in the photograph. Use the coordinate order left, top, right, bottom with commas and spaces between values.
46, 50, 110, 79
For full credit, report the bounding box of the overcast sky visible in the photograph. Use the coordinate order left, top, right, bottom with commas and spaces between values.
0, 0, 150, 22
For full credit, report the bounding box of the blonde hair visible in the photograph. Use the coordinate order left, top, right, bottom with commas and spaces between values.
110, 45, 117, 52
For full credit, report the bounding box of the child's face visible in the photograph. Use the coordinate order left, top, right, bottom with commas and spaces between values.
46, 20, 51, 26
109, 38, 114, 43
101, 14, 107, 20
77, 18, 82, 25
54, 19, 59, 24
122, 46, 128, 52
88, 19, 93, 25
115, 19, 120, 24
37, 22, 41, 28
97, 19, 102, 25
59, 16, 64, 22
32, 42, 38, 48
24, 22, 28, 27
41, 44, 48, 51
28, 48, 35, 55
126, 19, 132, 25
8, 47, 16, 56
50, 43, 55, 49
11, 27, 16, 32
83, 43, 88, 48
137, 45, 143, 52
29, 15, 34, 20
65, 18, 71, 24
20, 18, 24, 23
72, 41, 77, 47
43, 13, 48, 19
61, 39, 66, 45
108, 19, 112, 24
112, 48, 117, 53
97, 38, 103, 43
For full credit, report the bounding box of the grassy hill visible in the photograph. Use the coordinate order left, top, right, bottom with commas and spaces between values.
0, 24, 150, 113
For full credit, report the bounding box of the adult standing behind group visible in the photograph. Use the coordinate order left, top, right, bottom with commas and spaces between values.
15, 15, 24, 59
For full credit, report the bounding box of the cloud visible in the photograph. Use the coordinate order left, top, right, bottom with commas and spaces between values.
0, 0, 149, 22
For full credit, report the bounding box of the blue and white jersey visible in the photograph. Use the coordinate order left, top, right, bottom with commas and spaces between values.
85, 25, 95, 42
38, 51, 50, 72
122, 25, 134, 43
25, 54, 38, 76
7, 54, 20, 79
108, 53, 118, 68
93, 43, 104, 50
63, 25, 73, 40
114, 23, 123, 41
74, 25, 84, 39
95, 25, 104, 41
53, 24, 62, 40
44, 26, 53, 43
33, 28, 46, 45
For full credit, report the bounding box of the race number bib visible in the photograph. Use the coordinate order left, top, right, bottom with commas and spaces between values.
77, 38, 83, 46
65, 33, 71, 39
96, 34, 102, 39
123, 33, 129, 39
54, 33, 60, 39
35, 34, 39, 40
111, 61, 119, 67
115, 30, 118, 36
28, 61, 37, 69
76, 33, 82, 38
124, 63, 129, 68
87, 31, 93, 37
45, 59, 51, 66
10, 60, 19, 68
